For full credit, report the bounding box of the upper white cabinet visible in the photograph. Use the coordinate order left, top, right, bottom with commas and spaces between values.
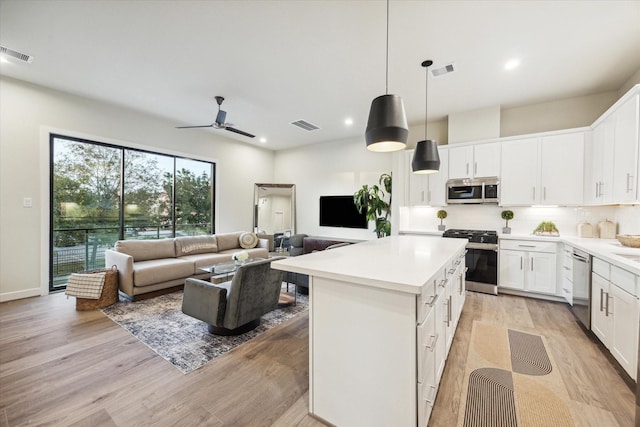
500, 131, 585, 206
406, 147, 449, 207
586, 88, 640, 205
448, 142, 500, 179
612, 94, 639, 202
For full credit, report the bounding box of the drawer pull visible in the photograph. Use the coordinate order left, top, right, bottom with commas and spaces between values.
424, 293, 437, 307
518, 244, 536, 248
424, 334, 438, 351
563, 266, 570, 271
600, 288, 604, 312
424, 385, 437, 404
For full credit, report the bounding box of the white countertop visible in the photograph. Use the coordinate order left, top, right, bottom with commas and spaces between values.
271, 235, 467, 295
560, 237, 640, 276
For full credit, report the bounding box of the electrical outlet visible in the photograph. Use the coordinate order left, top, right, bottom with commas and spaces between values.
23, 197, 33, 208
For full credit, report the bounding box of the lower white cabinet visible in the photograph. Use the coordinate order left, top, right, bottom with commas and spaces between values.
499, 240, 558, 295
417, 249, 466, 426
591, 257, 639, 380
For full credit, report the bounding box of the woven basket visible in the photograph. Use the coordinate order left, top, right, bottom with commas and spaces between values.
76, 265, 119, 311
617, 234, 640, 248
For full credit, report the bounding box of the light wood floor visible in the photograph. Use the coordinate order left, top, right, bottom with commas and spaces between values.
0, 291, 635, 426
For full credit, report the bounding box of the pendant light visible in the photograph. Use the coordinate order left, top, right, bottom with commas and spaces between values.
412, 60, 440, 173
365, 0, 408, 152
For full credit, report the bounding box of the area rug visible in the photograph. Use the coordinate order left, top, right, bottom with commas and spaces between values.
457, 321, 575, 427
102, 285, 308, 374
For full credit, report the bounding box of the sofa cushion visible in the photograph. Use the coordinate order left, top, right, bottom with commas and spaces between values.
216, 232, 243, 252
115, 239, 176, 261
133, 258, 195, 287
180, 253, 234, 269
239, 232, 258, 249
175, 235, 218, 256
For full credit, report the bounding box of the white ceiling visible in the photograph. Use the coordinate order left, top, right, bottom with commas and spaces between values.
1, 0, 639, 151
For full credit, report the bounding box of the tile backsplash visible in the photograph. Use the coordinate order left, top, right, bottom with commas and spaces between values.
399, 204, 639, 236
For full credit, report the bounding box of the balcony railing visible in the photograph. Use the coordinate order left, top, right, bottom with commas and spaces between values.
52, 223, 211, 288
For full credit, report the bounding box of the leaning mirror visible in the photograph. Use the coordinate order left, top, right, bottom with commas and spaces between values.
254, 184, 296, 237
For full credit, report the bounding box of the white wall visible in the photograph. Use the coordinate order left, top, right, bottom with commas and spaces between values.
273, 136, 392, 240
0, 77, 274, 301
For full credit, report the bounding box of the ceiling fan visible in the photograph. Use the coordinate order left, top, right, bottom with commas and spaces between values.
176, 96, 255, 138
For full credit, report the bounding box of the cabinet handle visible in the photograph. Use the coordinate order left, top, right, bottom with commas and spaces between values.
595, 181, 599, 198
466, 163, 469, 175
562, 287, 570, 293
627, 173, 634, 193
532, 186, 536, 201
605, 292, 612, 317
474, 162, 477, 175
600, 288, 604, 312
438, 279, 446, 288
520, 256, 523, 270
543, 187, 547, 201
425, 334, 438, 351
531, 258, 534, 271
563, 266, 570, 271
459, 275, 464, 294
599, 182, 604, 197
425, 293, 437, 307
518, 244, 536, 248
448, 296, 452, 327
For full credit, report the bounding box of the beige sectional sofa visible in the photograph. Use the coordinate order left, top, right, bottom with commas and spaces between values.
105, 232, 269, 298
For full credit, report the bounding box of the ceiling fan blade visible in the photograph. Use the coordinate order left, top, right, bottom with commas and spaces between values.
175, 124, 214, 129
225, 127, 255, 138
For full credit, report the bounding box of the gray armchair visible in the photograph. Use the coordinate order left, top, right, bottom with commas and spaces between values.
181, 257, 285, 335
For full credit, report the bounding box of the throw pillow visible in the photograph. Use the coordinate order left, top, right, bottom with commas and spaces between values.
239, 232, 259, 249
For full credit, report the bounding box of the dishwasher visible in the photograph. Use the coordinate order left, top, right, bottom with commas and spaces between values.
569, 248, 592, 329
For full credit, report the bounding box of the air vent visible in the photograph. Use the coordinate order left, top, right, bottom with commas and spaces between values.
291, 120, 320, 131
431, 63, 455, 78
0, 46, 34, 63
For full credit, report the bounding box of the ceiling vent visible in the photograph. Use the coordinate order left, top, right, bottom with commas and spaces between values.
0, 46, 34, 63
291, 120, 320, 131
431, 63, 455, 78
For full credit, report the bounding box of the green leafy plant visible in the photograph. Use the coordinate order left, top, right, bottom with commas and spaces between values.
354, 173, 392, 238
533, 221, 559, 235
501, 210, 514, 228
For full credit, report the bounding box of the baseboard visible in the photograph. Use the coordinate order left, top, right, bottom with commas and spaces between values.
0, 287, 43, 302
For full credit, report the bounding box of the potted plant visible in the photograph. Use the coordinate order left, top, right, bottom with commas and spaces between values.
501, 210, 514, 234
436, 209, 447, 231
354, 173, 392, 238
533, 221, 559, 236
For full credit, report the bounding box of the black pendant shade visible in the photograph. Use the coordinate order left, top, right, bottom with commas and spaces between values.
412, 139, 440, 174
411, 59, 441, 173
365, 94, 409, 152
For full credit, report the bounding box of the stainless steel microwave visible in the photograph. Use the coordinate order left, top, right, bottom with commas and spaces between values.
446, 177, 499, 204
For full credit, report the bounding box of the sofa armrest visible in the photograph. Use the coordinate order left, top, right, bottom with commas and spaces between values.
182, 278, 228, 325
105, 249, 134, 297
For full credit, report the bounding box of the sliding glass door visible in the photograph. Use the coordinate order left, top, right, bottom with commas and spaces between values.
50, 135, 215, 291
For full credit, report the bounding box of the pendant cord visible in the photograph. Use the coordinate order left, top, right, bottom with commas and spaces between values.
385, 0, 389, 95
424, 66, 428, 141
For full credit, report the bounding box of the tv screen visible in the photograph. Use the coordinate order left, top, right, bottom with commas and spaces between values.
319, 196, 368, 229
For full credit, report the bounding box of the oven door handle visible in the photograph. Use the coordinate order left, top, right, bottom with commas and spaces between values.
466, 242, 498, 251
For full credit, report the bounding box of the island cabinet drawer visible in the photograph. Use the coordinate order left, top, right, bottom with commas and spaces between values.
611, 265, 636, 296
593, 257, 610, 280
417, 308, 437, 384
500, 239, 557, 253
418, 270, 445, 324
417, 378, 436, 427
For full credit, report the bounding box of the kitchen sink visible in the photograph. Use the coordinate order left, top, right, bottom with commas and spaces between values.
614, 253, 640, 264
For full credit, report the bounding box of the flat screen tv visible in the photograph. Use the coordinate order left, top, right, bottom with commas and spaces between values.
319, 195, 368, 229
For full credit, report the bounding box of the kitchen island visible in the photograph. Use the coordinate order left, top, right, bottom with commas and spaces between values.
271, 235, 467, 427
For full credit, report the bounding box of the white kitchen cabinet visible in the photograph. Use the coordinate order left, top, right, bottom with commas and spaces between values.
561, 245, 573, 305
591, 258, 639, 380
448, 142, 500, 179
585, 118, 615, 204
406, 148, 449, 206
500, 131, 585, 206
499, 240, 558, 295
540, 132, 584, 205
612, 93, 639, 202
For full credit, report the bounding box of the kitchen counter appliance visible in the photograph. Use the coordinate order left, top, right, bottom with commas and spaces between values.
443, 229, 498, 295
446, 178, 499, 204
570, 247, 592, 330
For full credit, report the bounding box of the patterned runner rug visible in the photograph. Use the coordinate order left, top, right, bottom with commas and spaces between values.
102, 285, 308, 374
458, 321, 575, 427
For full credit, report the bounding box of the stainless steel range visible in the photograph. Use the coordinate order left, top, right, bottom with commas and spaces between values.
443, 229, 498, 295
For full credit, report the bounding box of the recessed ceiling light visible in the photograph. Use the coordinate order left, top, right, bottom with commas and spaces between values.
345, 118, 353, 126
504, 59, 520, 70
259, 137, 267, 143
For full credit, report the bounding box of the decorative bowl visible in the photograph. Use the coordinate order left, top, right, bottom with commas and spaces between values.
616, 234, 640, 248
